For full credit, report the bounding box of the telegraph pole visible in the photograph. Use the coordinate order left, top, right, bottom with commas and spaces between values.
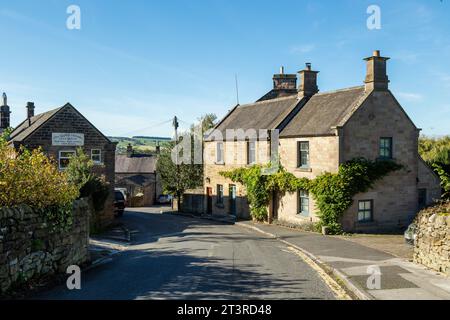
173, 116, 179, 164
173, 116, 180, 210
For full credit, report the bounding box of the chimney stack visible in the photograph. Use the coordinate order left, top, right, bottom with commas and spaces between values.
364, 50, 390, 91
298, 63, 319, 98
273, 66, 297, 90
126, 143, 133, 157
0, 92, 11, 130
27, 102, 35, 119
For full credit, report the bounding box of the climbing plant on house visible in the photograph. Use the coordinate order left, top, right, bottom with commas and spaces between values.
220, 158, 402, 234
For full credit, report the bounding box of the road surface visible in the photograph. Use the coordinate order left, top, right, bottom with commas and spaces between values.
35, 208, 336, 300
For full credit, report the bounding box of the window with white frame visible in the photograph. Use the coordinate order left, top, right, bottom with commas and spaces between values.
91, 149, 102, 164
216, 142, 224, 164
58, 150, 76, 170
247, 141, 256, 165
298, 141, 310, 168
298, 190, 310, 216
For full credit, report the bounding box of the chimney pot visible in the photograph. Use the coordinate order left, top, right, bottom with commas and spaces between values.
272, 67, 297, 91
27, 102, 35, 119
364, 50, 390, 92
298, 64, 319, 98
0, 92, 11, 130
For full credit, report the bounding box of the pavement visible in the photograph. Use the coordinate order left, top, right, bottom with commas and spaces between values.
32, 208, 338, 300
236, 220, 450, 300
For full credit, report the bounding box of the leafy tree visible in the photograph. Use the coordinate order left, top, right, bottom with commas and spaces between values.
157, 114, 217, 209
419, 135, 450, 199
433, 163, 450, 199
419, 135, 450, 166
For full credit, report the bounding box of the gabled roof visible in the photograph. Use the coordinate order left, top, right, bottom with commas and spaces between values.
9, 107, 63, 142
280, 86, 368, 137
8, 103, 112, 144
115, 154, 157, 173
206, 95, 301, 140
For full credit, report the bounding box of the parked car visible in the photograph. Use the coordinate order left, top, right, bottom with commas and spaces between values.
157, 194, 173, 205
114, 188, 128, 206
404, 223, 417, 245
114, 190, 126, 216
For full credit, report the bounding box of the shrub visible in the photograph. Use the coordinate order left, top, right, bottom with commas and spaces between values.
0, 136, 79, 230
65, 148, 110, 212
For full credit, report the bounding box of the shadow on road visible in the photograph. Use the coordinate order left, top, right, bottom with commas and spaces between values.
37, 247, 325, 300
32, 208, 335, 300
117, 209, 239, 246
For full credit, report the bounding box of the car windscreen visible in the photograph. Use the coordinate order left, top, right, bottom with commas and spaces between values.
115, 192, 125, 201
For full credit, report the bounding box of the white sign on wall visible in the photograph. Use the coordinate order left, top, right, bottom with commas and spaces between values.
52, 133, 85, 146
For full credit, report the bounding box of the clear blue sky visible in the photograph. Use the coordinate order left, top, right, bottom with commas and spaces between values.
0, 0, 449, 137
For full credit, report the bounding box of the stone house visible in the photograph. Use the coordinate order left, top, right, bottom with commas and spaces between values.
203, 50, 441, 233
115, 144, 161, 206
4, 102, 117, 227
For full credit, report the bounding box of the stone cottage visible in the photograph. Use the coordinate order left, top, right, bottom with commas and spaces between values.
115, 144, 161, 206
203, 50, 441, 233
5, 102, 117, 227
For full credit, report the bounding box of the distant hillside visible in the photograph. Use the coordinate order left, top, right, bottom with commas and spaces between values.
109, 136, 172, 154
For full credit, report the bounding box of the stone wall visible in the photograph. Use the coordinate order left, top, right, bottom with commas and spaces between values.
418, 158, 442, 205
340, 91, 421, 233
181, 189, 205, 215
0, 199, 90, 294
414, 201, 450, 277
277, 135, 339, 225
203, 140, 257, 219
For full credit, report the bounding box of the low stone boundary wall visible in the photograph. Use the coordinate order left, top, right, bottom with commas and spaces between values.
0, 199, 90, 294
181, 189, 204, 215
414, 201, 450, 276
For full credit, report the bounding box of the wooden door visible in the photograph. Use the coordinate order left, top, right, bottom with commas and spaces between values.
206, 187, 213, 214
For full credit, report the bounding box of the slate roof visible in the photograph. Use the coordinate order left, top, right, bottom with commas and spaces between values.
280, 86, 368, 137
207, 85, 369, 140
207, 95, 301, 140
116, 174, 155, 187
257, 88, 298, 102
9, 107, 63, 142
8, 103, 112, 144
115, 154, 157, 173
